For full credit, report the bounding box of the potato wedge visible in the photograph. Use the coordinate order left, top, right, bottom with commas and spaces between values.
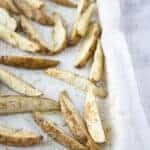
51, 0, 77, 8
33, 112, 86, 150
60, 91, 99, 150
0, 0, 19, 14
24, 0, 44, 9
69, 2, 96, 45
77, 0, 90, 15
14, 0, 53, 25
20, 15, 50, 50
0, 24, 42, 53
46, 68, 107, 97
0, 124, 42, 146
0, 56, 59, 69
84, 88, 106, 143
90, 39, 104, 82
0, 95, 59, 114
0, 8, 17, 31
0, 68, 42, 96
51, 12, 67, 54
74, 22, 100, 68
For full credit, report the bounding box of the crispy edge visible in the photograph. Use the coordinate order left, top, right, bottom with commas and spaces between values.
0, 124, 42, 146
90, 39, 104, 82
24, 0, 44, 9
51, 12, 67, 54
0, 56, 59, 69
74, 22, 100, 68
59, 91, 99, 150
33, 112, 86, 150
84, 88, 106, 143
45, 68, 107, 98
52, 0, 77, 8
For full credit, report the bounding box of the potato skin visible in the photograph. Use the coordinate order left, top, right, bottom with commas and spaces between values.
52, 0, 77, 8
14, 0, 53, 25
0, 125, 43, 146
33, 112, 86, 150
0, 56, 59, 69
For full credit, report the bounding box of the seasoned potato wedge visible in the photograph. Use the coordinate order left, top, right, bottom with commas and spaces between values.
0, 24, 42, 53
0, 8, 17, 31
69, 3, 96, 45
0, 56, 59, 69
74, 22, 100, 68
24, 0, 44, 9
46, 68, 107, 97
20, 15, 50, 50
0, 68, 42, 96
84, 88, 106, 143
0, 0, 19, 14
60, 91, 99, 150
0, 95, 59, 114
90, 39, 104, 82
14, 0, 53, 25
33, 112, 86, 150
0, 124, 42, 146
51, 12, 67, 54
51, 0, 77, 8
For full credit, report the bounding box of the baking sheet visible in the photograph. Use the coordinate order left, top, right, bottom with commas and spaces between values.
0, 0, 150, 150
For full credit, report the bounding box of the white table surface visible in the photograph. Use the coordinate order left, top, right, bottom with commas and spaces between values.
120, 0, 150, 123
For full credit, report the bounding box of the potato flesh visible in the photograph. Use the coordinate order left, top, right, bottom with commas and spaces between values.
84, 88, 106, 143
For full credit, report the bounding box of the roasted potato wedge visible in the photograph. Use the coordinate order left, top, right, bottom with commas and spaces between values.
46, 68, 107, 97
69, 3, 96, 45
0, 56, 59, 69
0, 0, 19, 14
84, 88, 106, 143
20, 15, 50, 50
74, 22, 100, 68
0, 95, 59, 114
60, 91, 99, 150
0, 24, 42, 53
0, 124, 42, 146
77, 0, 90, 15
0, 8, 17, 31
0, 68, 42, 96
14, 0, 53, 25
33, 112, 86, 150
51, 12, 67, 54
24, 0, 44, 9
90, 39, 104, 82
51, 0, 77, 8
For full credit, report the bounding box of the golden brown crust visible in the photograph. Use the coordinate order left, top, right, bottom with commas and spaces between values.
0, 56, 59, 69
14, 0, 53, 25
33, 112, 86, 150
0, 124, 42, 146
60, 91, 99, 150
52, 0, 77, 8
46, 68, 107, 98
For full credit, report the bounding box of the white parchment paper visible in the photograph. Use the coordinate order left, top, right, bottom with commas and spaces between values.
0, 0, 150, 149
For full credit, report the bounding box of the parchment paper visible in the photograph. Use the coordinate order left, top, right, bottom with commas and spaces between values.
0, 0, 150, 149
